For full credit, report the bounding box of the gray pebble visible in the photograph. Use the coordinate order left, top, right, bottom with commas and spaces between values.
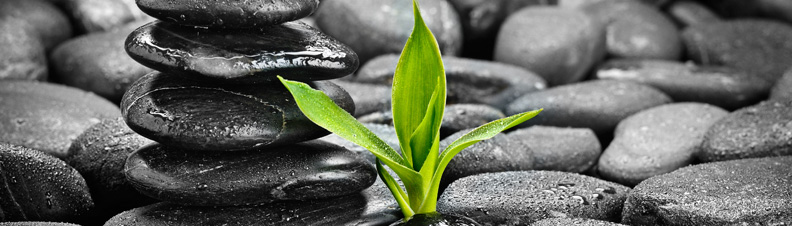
439, 130, 533, 186
508, 126, 601, 173
770, 68, 792, 101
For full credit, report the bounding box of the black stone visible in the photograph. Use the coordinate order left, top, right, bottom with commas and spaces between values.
121, 72, 354, 151
333, 80, 392, 117
0, 222, 82, 226
529, 218, 626, 226
125, 21, 358, 83
0, 143, 93, 223
136, 0, 319, 28
124, 140, 377, 206
390, 213, 481, 226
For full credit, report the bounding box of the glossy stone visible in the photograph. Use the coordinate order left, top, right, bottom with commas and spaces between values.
598, 103, 728, 186
104, 178, 402, 226
0, 0, 72, 50
125, 140, 377, 206
51, 21, 154, 102
391, 213, 481, 226
596, 59, 772, 110
682, 19, 792, 82
495, 6, 605, 86
136, 0, 318, 28
0, 143, 93, 222
315, 0, 462, 63
698, 100, 792, 162
121, 72, 354, 151
439, 130, 533, 186
125, 21, 358, 83
441, 104, 505, 138
438, 171, 630, 225
623, 156, 792, 225
507, 126, 601, 173
355, 54, 546, 110
770, 68, 792, 100
0, 81, 120, 158
0, 20, 47, 81
0, 222, 82, 226
65, 0, 151, 33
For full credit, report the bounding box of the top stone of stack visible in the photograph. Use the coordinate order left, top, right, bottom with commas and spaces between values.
135, 0, 320, 28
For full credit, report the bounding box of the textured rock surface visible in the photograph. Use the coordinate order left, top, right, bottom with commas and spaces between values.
441, 104, 505, 137
698, 100, 792, 162
770, 68, 792, 100
0, 81, 120, 158
507, 126, 601, 173
623, 156, 792, 225
529, 218, 627, 226
439, 130, 533, 186
598, 103, 728, 186
121, 72, 354, 151
391, 213, 481, 226
667, 0, 720, 27
333, 80, 392, 117
0, 0, 72, 50
0, 20, 47, 81
126, 21, 358, 83
0, 143, 93, 222
438, 171, 630, 225
65, 0, 151, 33
136, 0, 318, 28
125, 140, 376, 206
0, 222, 82, 226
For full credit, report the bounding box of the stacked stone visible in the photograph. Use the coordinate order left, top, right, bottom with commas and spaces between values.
118, 0, 376, 208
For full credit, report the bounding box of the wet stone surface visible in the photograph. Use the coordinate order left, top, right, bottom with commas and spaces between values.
441, 104, 505, 138
121, 72, 354, 151
333, 80, 392, 117
391, 213, 481, 226
698, 100, 792, 162
136, 0, 319, 28
0, 143, 93, 223
318, 123, 400, 165
507, 126, 601, 173
438, 171, 630, 225
623, 156, 792, 225
125, 21, 358, 83
596, 59, 772, 110
124, 140, 377, 206
529, 218, 627, 226
0, 81, 120, 158
0, 222, 82, 226
439, 130, 533, 186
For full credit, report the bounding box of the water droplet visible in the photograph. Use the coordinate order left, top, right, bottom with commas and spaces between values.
571, 195, 589, 205
196, 183, 209, 191
45, 192, 54, 209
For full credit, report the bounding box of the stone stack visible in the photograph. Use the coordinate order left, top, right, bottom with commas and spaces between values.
118, 0, 375, 209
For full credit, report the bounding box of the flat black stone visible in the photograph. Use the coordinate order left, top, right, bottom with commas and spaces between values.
124, 140, 377, 206
125, 20, 358, 83
136, 0, 319, 28
121, 72, 354, 151
390, 213, 481, 226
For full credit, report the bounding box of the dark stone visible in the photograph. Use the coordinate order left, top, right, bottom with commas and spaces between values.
318, 123, 400, 164
598, 103, 728, 186
0, 0, 72, 50
103, 178, 402, 226
494, 6, 605, 86
315, 0, 462, 63
355, 54, 547, 110
125, 140, 377, 206
667, 0, 721, 27
65, 117, 156, 218
121, 72, 354, 151
441, 104, 505, 138
582, 0, 681, 60
333, 80, 392, 117
596, 59, 772, 110
51, 21, 154, 103
136, 0, 319, 28
357, 111, 395, 125
770, 68, 792, 100
438, 171, 630, 225
125, 21, 358, 83
696, 0, 792, 24
0, 143, 93, 222
439, 130, 533, 186
0, 81, 120, 158
505, 80, 672, 138
0, 222, 82, 226
698, 100, 792, 162
507, 126, 601, 173
623, 156, 792, 225
529, 218, 626, 226
681, 19, 792, 82
65, 0, 152, 33
391, 213, 481, 226
0, 20, 47, 81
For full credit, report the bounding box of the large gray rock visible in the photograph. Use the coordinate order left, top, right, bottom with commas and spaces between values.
0, 0, 72, 50
0, 19, 47, 81
64, 0, 151, 33
438, 171, 630, 225
507, 126, 601, 173
439, 130, 533, 186
332, 80, 391, 117
623, 156, 792, 225
441, 104, 505, 138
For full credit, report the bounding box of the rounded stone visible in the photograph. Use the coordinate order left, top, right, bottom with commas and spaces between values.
529, 218, 627, 226
698, 100, 792, 162
51, 21, 154, 103
315, 0, 463, 63
495, 6, 605, 86
355, 54, 547, 110
0, 0, 72, 51
439, 130, 533, 186
623, 156, 792, 225
682, 19, 792, 82
696, 0, 792, 24
65, 117, 156, 216
125, 140, 376, 206
505, 80, 672, 138
125, 20, 358, 83
507, 126, 601, 173
332, 80, 392, 117
441, 104, 505, 138
770, 68, 792, 101
437, 171, 630, 225
318, 123, 400, 165
0, 81, 121, 158
0, 143, 93, 222
598, 103, 728, 186
121, 72, 354, 151
65, 0, 151, 33
0, 19, 47, 81
582, 0, 682, 60
667, 0, 721, 27
136, 0, 319, 28
596, 59, 772, 110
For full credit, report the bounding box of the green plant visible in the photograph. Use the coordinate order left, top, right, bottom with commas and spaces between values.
278, 0, 541, 218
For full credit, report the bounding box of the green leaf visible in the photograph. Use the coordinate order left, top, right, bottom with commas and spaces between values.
391, 0, 446, 170
376, 160, 414, 217
409, 78, 444, 171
